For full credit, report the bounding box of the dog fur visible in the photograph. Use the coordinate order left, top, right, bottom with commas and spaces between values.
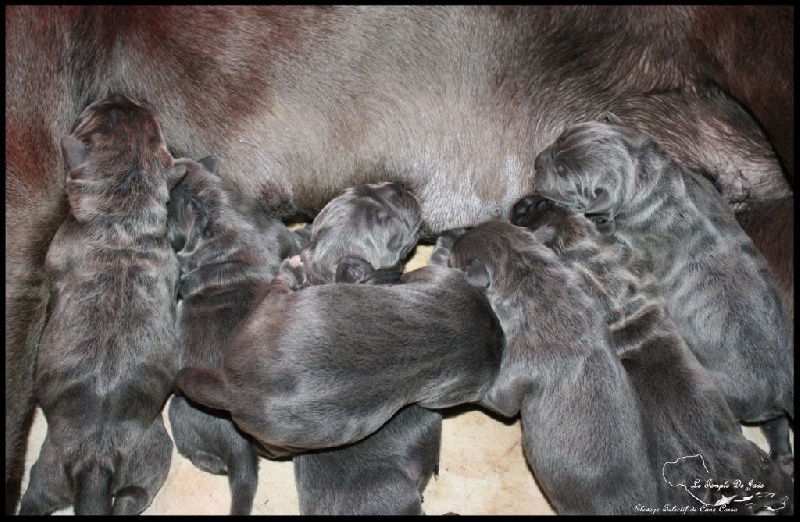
165, 156, 304, 515
18, 94, 184, 515
6, 7, 793, 512
447, 221, 659, 514
175, 253, 503, 460
532, 115, 794, 474
290, 182, 439, 515
513, 196, 793, 513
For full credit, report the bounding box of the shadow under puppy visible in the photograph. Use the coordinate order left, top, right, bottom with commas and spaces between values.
444, 221, 658, 515
533, 114, 794, 475
175, 248, 504, 467
291, 182, 441, 515
19, 94, 185, 515
514, 195, 793, 514
165, 156, 305, 515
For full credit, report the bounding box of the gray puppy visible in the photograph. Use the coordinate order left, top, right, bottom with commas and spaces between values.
446, 221, 659, 515
18, 95, 185, 515
175, 254, 504, 460
166, 156, 304, 515
532, 114, 794, 474
514, 196, 793, 514
298, 181, 423, 285
291, 182, 440, 515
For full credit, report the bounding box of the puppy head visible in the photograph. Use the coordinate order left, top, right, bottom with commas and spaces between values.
301, 181, 422, 283
62, 94, 185, 220
166, 156, 223, 253
533, 113, 647, 235
450, 221, 557, 295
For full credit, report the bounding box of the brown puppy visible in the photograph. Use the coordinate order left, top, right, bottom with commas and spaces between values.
18, 95, 185, 515
166, 156, 304, 515
447, 221, 658, 514
6, 7, 793, 512
514, 196, 793, 514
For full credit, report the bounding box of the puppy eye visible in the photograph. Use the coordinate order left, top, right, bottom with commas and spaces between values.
555, 162, 566, 176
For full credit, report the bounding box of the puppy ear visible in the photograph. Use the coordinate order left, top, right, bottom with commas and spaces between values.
335, 255, 374, 284
175, 367, 232, 413
600, 112, 623, 125
61, 136, 89, 172
198, 155, 220, 175
464, 259, 491, 289
167, 163, 188, 189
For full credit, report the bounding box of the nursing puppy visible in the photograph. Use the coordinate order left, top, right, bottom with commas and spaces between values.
514, 196, 793, 513
447, 221, 658, 515
18, 95, 184, 515
7, 9, 794, 510
533, 115, 794, 474
175, 250, 504, 461
298, 181, 423, 285
166, 157, 304, 515
292, 182, 440, 515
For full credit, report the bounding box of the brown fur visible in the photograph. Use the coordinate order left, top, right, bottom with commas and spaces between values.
6, 7, 793, 512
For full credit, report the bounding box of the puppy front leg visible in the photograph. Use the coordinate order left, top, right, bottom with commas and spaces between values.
428, 229, 466, 267
269, 255, 308, 291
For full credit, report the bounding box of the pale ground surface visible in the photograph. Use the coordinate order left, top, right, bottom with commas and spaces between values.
20, 243, 785, 515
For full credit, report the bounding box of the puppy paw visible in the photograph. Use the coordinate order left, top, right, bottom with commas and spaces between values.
274, 256, 307, 289
429, 229, 465, 266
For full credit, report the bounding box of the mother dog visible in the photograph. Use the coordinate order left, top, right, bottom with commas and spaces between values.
5, 6, 794, 512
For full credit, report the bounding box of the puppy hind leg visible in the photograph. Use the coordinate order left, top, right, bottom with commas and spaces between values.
16, 434, 71, 515
760, 416, 794, 477
226, 436, 259, 515
113, 416, 173, 515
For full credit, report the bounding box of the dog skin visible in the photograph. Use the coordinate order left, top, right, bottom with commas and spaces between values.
513, 196, 794, 514
5, 7, 793, 512
445, 221, 658, 515
174, 252, 504, 461
533, 115, 794, 475
289, 182, 439, 515
17, 95, 185, 515
165, 156, 304, 515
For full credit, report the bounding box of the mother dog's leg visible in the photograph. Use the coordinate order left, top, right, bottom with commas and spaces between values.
5, 6, 84, 512
691, 6, 794, 182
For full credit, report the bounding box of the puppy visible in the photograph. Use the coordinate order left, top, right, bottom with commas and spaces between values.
290, 182, 439, 515
533, 114, 794, 474
166, 156, 304, 515
299, 181, 423, 285
446, 221, 658, 515
18, 94, 185, 515
175, 252, 504, 460
514, 196, 793, 513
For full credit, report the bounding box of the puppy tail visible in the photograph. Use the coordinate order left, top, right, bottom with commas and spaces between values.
175, 367, 233, 413
73, 461, 114, 515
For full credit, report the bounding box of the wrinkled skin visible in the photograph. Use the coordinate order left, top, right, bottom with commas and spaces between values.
533, 118, 794, 475
514, 197, 793, 513
6, 6, 793, 512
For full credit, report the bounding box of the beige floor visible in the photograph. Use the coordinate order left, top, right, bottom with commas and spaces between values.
19, 244, 778, 515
